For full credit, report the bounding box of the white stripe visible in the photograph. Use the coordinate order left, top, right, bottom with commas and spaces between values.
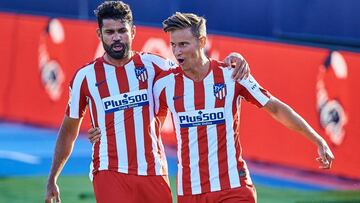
0, 150, 40, 164
103, 64, 128, 173
143, 73, 146, 82
69, 68, 88, 118
223, 68, 241, 188
88, 98, 95, 181
125, 61, 147, 175
204, 72, 221, 192
143, 57, 164, 175
183, 77, 201, 194
87, 65, 109, 170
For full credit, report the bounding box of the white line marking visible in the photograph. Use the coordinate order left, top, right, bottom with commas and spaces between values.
0, 150, 41, 164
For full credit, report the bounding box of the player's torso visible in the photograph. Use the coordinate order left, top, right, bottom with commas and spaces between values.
83, 53, 168, 176
160, 61, 250, 195
166, 67, 238, 146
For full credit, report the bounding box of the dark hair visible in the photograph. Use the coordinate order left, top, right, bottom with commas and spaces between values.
162, 12, 207, 38
94, 1, 133, 28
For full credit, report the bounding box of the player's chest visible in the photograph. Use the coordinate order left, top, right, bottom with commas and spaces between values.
169, 81, 234, 111
89, 66, 155, 113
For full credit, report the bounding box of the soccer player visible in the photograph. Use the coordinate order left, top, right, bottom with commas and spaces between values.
44, 1, 249, 203
151, 12, 334, 202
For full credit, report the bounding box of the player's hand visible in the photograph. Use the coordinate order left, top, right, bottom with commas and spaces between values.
316, 139, 334, 169
45, 180, 61, 203
224, 52, 250, 80
88, 127, 101, 144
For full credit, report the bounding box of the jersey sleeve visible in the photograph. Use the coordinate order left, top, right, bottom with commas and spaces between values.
237, 74, 271, 108
142, 53, 177, 77
65, 68, 88, 118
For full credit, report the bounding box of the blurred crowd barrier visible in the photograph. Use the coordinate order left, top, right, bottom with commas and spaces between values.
0, 12, 359, 180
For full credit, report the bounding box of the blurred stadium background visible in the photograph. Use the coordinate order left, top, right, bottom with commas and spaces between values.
1, 0, 360, 202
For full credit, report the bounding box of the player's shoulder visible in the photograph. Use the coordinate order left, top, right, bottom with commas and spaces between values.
210, 58, 235, 78
154, 68, 177, 83
139, 52, 166, 62
139, 52, 177, 69
211, 59, 229, 70
237, 73, 257, 86
71, 58, 98, 80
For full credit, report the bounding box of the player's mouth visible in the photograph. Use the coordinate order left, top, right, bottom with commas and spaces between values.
112, 43, 124, 52
177, 58, 185, 65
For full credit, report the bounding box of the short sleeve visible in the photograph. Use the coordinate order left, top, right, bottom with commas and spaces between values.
65, 69, 88, 118
142, 53, 177, 77
237, 74, 271, 108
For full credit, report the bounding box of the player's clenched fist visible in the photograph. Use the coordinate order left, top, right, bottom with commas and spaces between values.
45, 180, 61, 203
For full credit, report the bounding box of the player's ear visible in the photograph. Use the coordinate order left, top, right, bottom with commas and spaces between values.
199, 35, 207, 49
96, 28, 102, 40
131, 25, 136, 40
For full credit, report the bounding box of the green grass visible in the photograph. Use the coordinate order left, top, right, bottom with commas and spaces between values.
0, 175, 359, 203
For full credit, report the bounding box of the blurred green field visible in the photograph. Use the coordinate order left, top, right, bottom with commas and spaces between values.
1, 175, 359, 203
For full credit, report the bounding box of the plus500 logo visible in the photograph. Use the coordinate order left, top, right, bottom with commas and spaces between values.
102, 89, 149, 113
178, 108, 225, 128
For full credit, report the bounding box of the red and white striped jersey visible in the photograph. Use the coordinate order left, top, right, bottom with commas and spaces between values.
153, 59, 271, 196
66, 52, 176, 178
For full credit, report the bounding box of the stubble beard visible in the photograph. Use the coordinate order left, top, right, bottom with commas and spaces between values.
102, 39, 130, 60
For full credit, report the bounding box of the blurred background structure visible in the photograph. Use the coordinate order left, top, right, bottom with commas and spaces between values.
0, 0, 359, 202
1, 0, 360, 47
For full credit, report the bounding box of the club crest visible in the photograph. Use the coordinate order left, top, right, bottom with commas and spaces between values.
213, 83, 227, 99
135, 67, 148, 82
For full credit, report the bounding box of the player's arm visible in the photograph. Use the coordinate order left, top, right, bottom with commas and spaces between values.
223, 52, 250, 80
263, 97, 334, 169
45, 116, 83, 203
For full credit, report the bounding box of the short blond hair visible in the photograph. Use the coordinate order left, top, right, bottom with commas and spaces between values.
162, 12, 207, 38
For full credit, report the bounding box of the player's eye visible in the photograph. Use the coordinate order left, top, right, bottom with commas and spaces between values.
179, 42, 187, 47
104, 30, 114, 34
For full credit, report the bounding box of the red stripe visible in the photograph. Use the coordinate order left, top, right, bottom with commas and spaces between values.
173, 74, 192, 195
87, 68, 101, 173
78, 79, 88, 118
233, 82, 252, 185
89, 94, 100, 172
153, 63, 173, 82
233, 82, 270, 185
115, 65, 137, 174
86, 67, 100, 172
158, 89, 169, 175
133, 54, 155, 175
212, 60, 230, 190
94, 60, 118, 171
194, 81, 210, 193
234, 82, 246, 185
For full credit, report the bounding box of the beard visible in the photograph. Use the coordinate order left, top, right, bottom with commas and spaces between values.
102, 40, 130, 60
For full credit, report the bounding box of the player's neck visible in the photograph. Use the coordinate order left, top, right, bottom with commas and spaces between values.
103, 51, 134, 67
183, 54, 210, 82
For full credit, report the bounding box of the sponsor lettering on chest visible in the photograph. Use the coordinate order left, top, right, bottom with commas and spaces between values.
102, 89, 149, 113
178, 108, 225, 128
